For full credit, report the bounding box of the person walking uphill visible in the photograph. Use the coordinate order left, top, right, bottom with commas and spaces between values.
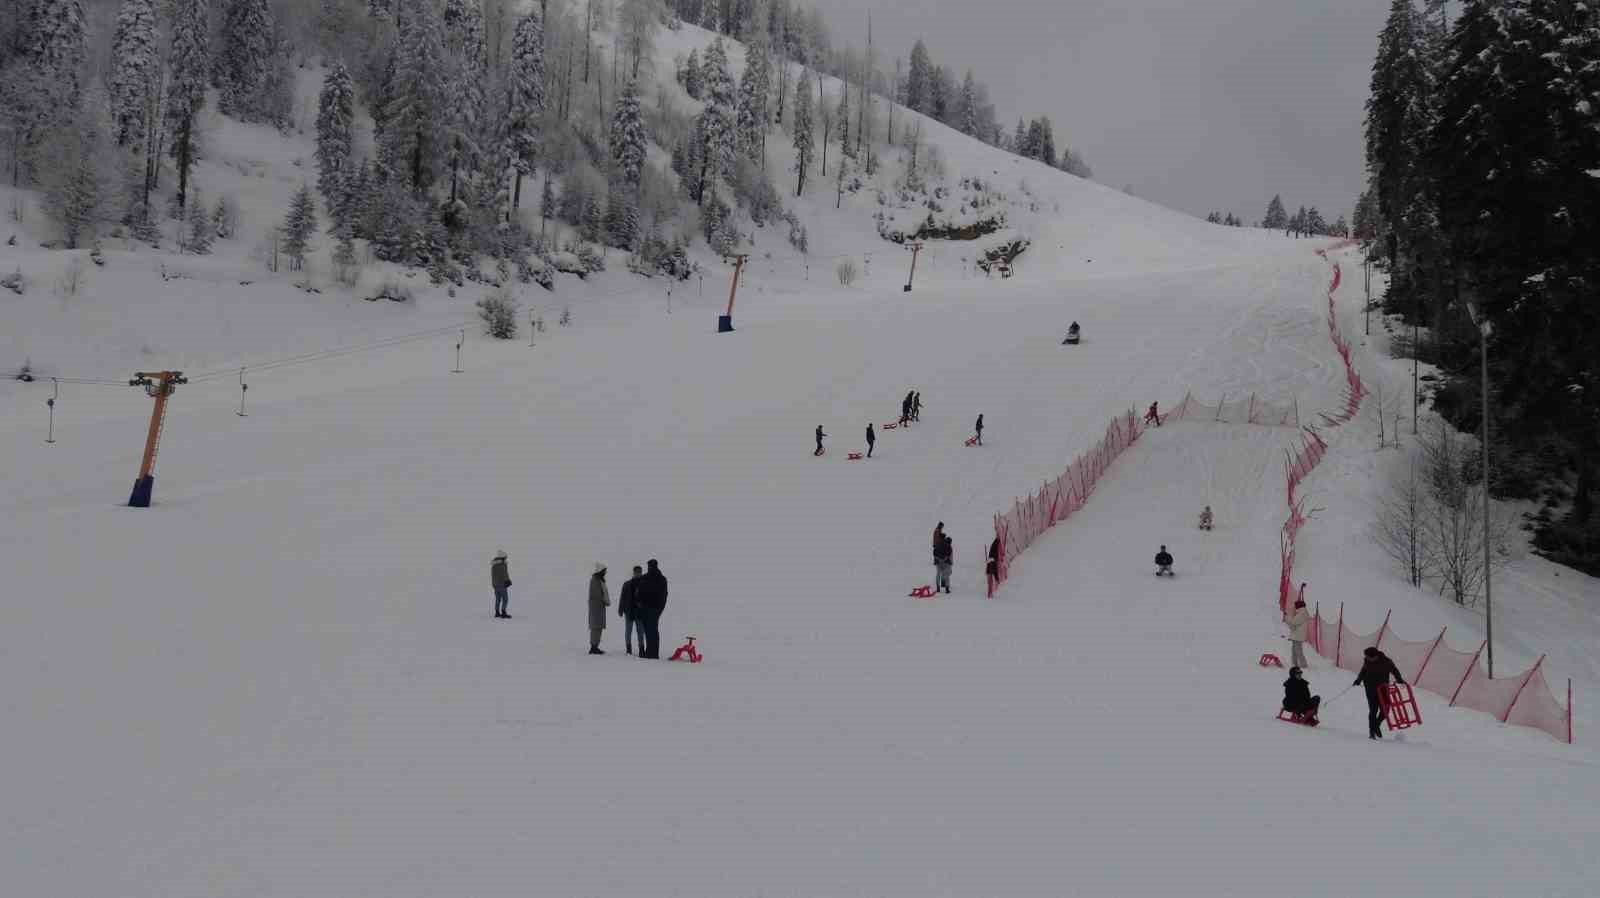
815, 425, 827, 457
866, 423, 876, 458
934, 534, 954, 594
588, 564, 611, 654
491, 549, 513, 619
1354, 647, 1406, 739
634, 559, 669, 658
619, 565, 643, 655
975, 414, 984, 446
1287, 597, 1311, 669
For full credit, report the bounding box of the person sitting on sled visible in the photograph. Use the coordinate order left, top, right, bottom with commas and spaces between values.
1198, 505, 1213, 530
1283, 667, 1320, 723
1154, 545, 1174, 576
1064, 321, 1081, 344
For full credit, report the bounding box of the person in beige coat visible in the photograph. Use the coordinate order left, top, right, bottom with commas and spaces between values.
588, 564, 611, 655
1287, 597, 1311, 669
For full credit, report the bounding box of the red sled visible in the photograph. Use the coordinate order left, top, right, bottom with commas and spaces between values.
847, 452, 864, 460
964, 436, 979, 447
669, 636, 703, 663
1259, 653, 1284, 668
1276, 708, 1319, 727
882, 422, 900, 430
908, 585, 935, 598
1380, 682, 1421, 730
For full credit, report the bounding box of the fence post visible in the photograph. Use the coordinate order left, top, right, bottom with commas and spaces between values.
1216, 393, 1226, 422
1501, 655, 1545, 723
1374, 610, 1392, 650
1293, 396, 1299, 427
1450, 640, 1488, 706
1312, 602, 1320, 654
1413, 627, 1446, 684
1570, 679, 1574, 744
1248, 393, 1258, 424
1335, 603, 1344, 670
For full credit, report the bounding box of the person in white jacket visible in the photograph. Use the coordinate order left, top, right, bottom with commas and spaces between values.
1287, 596, 1311, 669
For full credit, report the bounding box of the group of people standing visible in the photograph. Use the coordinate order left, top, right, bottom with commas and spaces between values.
493, 552, 670, 658
901, 390, 922, 426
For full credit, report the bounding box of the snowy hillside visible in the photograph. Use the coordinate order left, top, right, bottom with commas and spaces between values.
4, 15, 1598, 898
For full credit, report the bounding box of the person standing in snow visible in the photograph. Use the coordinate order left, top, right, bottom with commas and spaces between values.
1286, 598, 1311, 669
866, 423, 876, 458
900, 392, 912, 426
619, 565, 644, 655
1154, 545, 1174, 576
635, 559, 668, 658
1282, 667, 1320, 723
935, 534, 954, 594
975, 414, 984, 446
491, 549, 513, 619
986, 536, 1001, 595
588, 564, 610, 654
932, 522, 945, 552
815, 425, 827, 456
1198, 505, 1213, 530
912, 392, 922, 422
1144, 401, 1161, 427
1354, 647, 1406, 740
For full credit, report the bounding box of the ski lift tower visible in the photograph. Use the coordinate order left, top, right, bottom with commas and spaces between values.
127, 371, 187, 507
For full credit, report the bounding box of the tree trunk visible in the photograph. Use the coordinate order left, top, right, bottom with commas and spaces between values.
512, 171, 523, 212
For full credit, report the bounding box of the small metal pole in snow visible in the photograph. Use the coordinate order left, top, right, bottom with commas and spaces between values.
530, 311, 537, 346
45, 377, 57, 443
237, 368, 248, 417
453, 329, 464, 373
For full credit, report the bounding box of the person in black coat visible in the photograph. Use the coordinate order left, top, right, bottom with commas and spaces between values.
1154, 545, 1174, 576
975, 414, 984, 446
901, 392, 913, 426
986, 536, 1001, 594
866, 423, 876, 458
1354, 647, 1406, 739
1283, 667, 1320, 722
815, 425, 826, 456
912, 392, 922, 422
634, 559, 669, 658
618, 565, 643, 655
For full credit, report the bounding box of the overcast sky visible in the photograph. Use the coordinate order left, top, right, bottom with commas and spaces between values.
805, 0, 1389, 224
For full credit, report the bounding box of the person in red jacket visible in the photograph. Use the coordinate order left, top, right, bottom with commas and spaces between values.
1144, 401, 1161, 427
1354, 647, 1407, 739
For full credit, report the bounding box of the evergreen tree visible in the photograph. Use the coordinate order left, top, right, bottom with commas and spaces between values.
1011, 118, 1027, 155
28, 0, 87, 108
281, 183, 319, 271
109, 0, 157, 150
834, 77, 850, 158
441, 0, 487, 206
610, 78, 647, 188
1306, 206, 1327, 235
165, 0, 210, 213
1365, 0, 1431, 271
316, 62, 356, 216
185, 191, 213, 253
539, 175, 555, 238
905, 38, 930, 114
1263, 194, 1288, 230
928, 64, 951, 123
382, 0, 449, 192
792, 67, 813, 196
217, 0, 275, 120
505, 11, 546, 211
698, 36, 737, 201
736, 30, 772, 161
41, 84, 115, 248
1292, 205, 1308, 237
682, 48, 703, 99
957, 69, 978, 137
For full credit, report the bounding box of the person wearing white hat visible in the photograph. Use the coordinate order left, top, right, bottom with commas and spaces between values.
588, 563, 610, 654
491, 550, 512, 619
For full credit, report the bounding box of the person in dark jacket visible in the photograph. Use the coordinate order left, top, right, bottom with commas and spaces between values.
618, 565, 643, 655
934, 534, 954, 593
901, 393, 913, 426
1154, 545, 1174, 576
815, 425, 827, 456
1354, 647, 1406, 739
491, 549, 512, 619
1283, 667, 1320, 723
866, 423, 876, 458
1144, 401, 1161, 427
986, 537, 1001, 595
634, 559, 669, 658
975, 414, 984, 446
912, 392, 922, 422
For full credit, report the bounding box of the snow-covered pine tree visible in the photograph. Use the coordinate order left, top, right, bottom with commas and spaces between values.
1305, 206, 1327, 235
539, 175, 555, 239
957, 69, 978, 137
1263, 194, 1288, 230
211, 194, 238, 239
41, 85, 115, 249
736, 24, 771, 161
581, 192, 604, 243
331, 221, 359, 285
682, 48, 703, 98
28, 0, 87, 110
698, 36, 736, 201
834, 78, 850, 157
281, 183, 319, 271
505, 10, 546, 211
165, 0, 210, 214
185, 191, 213, 253
610, 77, 647, 189
1364, 0, 1429, 267
441, 0, 488, 206
343, 158, 375, 238
905, 39, 930, 114
316, 61, 356, 216
792, 67, 813, 196
1011, 118, 1026, 156
109, 0, 157, 150
217, 0, 275, 120
381, 0, 449, 192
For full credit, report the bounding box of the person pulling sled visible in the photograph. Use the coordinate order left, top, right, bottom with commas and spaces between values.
1144, 401, 1162, 427
1063, 321, 1081, 345
1282, 667, 1321, 725
815, 425, 827, 456
1154, 545, 1174, 577
1354, 647, 1406, 740
974, 414, 984, 446
866, 423, 876, 458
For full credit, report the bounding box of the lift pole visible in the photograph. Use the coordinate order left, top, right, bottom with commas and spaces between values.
719, 254, 748, 333
903, 241, 924, 292
128, 370, 186, 507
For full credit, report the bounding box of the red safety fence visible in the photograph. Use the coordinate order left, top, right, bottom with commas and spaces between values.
990, 409, 1143, 591
1308, 603, 1573, 744
1168, 392, 1300, 427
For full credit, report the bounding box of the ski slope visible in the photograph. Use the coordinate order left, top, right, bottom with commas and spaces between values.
4, 22, 1599, 897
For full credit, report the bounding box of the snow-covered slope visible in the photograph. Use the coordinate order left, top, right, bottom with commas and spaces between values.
3, 21, 1597, 898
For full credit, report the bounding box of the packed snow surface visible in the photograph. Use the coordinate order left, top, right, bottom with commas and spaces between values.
3, 24, 1598, 898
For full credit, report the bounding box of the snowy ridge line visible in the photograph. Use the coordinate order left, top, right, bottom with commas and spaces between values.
1306, 603, 1574, 744
1277, 246, 1573, 744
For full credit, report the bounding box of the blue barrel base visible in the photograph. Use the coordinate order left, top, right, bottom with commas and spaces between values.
717, 314, 734, 333
129, 475, 155, 508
